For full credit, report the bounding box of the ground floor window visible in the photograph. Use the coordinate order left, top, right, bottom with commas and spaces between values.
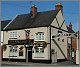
35, 47, 44, 58
19, 50, 23, 56
9, 45, 18, 57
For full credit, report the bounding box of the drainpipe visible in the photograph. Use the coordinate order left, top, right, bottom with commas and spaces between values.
50, 26, 51, 62
25, 45, 28, 62
71, 37, 72, 61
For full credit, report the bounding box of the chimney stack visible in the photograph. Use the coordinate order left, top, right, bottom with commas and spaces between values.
55, 3, 63, 14
69, 22, 72, 29
30, 4, 37, 17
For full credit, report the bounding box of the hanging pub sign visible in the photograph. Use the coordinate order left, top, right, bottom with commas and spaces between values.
24, 30, 30, 39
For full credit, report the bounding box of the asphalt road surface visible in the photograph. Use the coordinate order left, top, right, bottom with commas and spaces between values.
1, 61, 79, 67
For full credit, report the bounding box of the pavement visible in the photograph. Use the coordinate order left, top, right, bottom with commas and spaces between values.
1, 60, 79, 66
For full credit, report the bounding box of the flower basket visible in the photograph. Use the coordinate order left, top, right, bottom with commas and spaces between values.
19, 46, 24, 50
42, 42, 47, 48
34, 41, 47, 48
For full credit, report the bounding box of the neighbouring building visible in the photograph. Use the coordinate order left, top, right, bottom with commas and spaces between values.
67, 24, 79, 64
76, 31, 79, 64
2, 3, 77, 63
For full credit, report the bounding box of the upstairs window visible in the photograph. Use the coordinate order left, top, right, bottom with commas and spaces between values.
10, 32, 17, 38
35, 32, 44, 41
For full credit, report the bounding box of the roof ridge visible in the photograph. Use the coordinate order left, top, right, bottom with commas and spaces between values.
15, 10, 57, 16
38, 10, 56, 13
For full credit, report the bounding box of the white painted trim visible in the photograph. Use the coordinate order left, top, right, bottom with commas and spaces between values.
3, 15, 18, 30
38, 47, 43, 48
34, 32, 45, 41
9, 31, 18, 39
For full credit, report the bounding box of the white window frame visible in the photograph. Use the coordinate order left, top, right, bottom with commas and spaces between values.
10, 31, 17, 38
35, 47, 44, 57
9, 46, 18, 57
35, 32, 45, 41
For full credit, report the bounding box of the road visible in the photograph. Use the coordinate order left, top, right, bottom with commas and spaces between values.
1, 61, 79, 66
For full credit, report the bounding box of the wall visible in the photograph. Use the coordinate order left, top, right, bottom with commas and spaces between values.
51, 27, 67, 59
51, 10, 68, 59
3, 27, 50, 60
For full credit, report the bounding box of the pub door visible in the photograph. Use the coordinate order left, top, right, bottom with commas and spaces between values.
28, 48, 32, 62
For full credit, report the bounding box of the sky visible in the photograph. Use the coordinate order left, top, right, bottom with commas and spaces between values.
1, 1, 79, 32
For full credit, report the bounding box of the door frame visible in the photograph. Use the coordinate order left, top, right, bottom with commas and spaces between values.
26, 47, 32, 62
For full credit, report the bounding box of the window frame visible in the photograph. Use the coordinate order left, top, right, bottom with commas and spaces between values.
35, 47, 44, 53
35, 47, 44, 58
35, 32, 45, 41
9, 46, 18, 57
10, 31, 17, 38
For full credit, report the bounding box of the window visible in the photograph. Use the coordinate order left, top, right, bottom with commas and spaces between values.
35, 32, 44, 41
19, 50, 23, 56
10, 46, 17, 52
10, 32, 17, 38
35, 47, 44, 58
9, 46, 18, 57
35, 48, 44, 53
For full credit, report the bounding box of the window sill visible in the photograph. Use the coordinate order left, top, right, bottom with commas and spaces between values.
34, 57, 45, 58
9, 38, 17, 39
34, 40, 45, 41
8, 56, 17, 57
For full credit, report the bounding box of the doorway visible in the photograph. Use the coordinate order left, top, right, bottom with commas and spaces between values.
28, 48, 32, 62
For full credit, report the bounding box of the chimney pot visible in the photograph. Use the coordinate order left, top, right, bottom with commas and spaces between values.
55, 3, 63, 14
31, 4, 37, 17
69, 22, 72, 29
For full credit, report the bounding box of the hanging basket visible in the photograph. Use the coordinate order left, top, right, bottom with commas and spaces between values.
2, 44, 7, 51
34, 41, 47, 48
42, 42, 47, 48
19, 46, 24, 50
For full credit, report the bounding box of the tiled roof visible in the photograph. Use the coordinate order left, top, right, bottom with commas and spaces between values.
1, 20, 11, 30
4, 10, 58, 30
